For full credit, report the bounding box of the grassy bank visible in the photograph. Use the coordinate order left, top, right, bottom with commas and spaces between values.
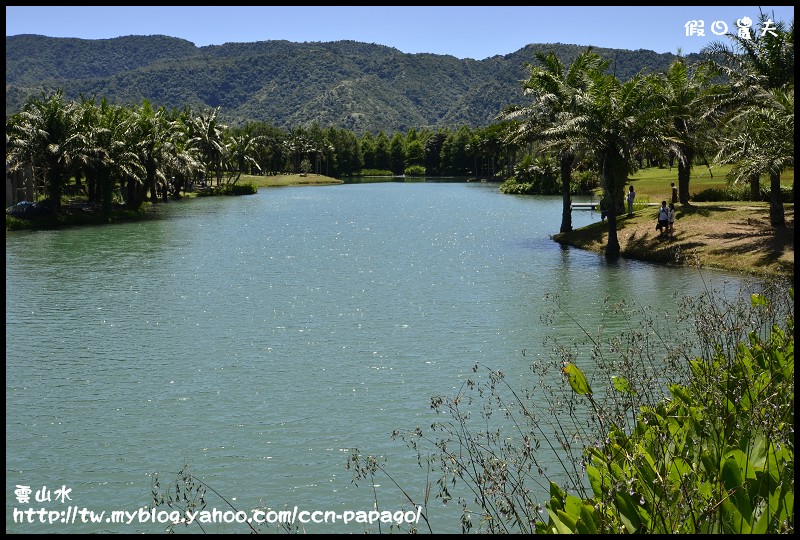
603, 164, 794, 203
6, 205, 150, 231
553, 165, 795, 278
240, 173, 343, 187
554, 201, 794, 278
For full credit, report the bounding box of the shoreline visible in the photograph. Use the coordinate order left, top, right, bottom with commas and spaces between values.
5, 174, 343, 231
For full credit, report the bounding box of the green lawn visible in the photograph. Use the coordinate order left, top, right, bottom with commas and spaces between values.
621, 164, 794, 203
239, 173, 343, 187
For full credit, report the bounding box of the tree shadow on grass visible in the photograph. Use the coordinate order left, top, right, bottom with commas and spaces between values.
621, 229, 706, 265
678, 205, 738, 218
706, 217, 794, 271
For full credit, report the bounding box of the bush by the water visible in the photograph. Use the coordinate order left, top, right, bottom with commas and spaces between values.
404, 165, 426, 177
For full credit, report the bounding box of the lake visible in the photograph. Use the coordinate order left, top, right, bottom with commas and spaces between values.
5, 181, 753, 533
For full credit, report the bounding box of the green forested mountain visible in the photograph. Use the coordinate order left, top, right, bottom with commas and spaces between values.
6, 34, 699, 134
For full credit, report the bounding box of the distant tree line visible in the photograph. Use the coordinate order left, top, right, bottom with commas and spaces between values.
6, 92, 529, 212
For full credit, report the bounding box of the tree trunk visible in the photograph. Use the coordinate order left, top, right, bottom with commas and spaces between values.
559, 152, 574, 233
605, 211, 620, 259
749, 173, 761, 201
46, 170, 63, 215
74, 169, 83, 195
126, 178, 138, 209
678, 145, 692, 205
99, 170, 113, 211
87, 171, 97, 204
601, 153, 625, 259
769, 171, 785, 227
138, 183, 148, 206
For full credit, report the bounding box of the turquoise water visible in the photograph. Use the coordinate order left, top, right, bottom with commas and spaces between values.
6, 182, 750, 533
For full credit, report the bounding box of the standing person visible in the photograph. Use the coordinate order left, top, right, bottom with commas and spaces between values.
668, 202, 676, 237
626, 185, 636, 216
598, 196, 607, 222
671, 182, 678, 205
657, 201, 669, 236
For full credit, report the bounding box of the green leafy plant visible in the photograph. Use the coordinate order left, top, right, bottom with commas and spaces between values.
537, 289, 794, 534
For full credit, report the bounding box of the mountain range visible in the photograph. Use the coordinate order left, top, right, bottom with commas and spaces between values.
6, 34, 699, 135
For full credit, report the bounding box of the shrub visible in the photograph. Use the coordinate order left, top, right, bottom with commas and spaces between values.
500, 166, 601, 196
510, 155, 560, 195
499, 177, 536, 195
540, 287, 794, 533
404, 165, 426, 177
691, 187, 729, 202
571, 169, 601, 194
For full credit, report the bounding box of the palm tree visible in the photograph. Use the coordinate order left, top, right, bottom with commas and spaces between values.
714, 87, 793, 226
501, 49, 609, 232
125, 100, 174, 207
225, 131, 263, 184
305, 122, 329, 175
703, 12, 793, 93
187, 106, 227, 186
162, 107, 201, 197
655, 58, 718, 205
544, 71, 665, 257
702, 12, 794, 226
284, 129, 313, 174
76, 97, 143, 209
6, 90, 81, 214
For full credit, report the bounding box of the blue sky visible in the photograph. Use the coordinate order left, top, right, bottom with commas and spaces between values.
6, 5, 795, 59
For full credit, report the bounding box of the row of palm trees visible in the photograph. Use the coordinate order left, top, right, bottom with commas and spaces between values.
5, 91, 485, 213
7, 96, 229, 212
501, 13, 793, 257
4, 88, 523, 212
